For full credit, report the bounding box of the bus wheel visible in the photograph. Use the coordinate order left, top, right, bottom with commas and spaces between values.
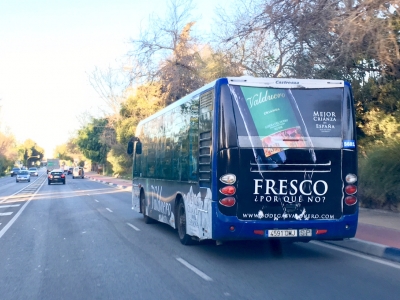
177, 201, 194, 245
141, 193, 154, 224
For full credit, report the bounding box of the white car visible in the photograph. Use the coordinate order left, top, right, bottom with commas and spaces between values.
16, 170, 31, 183
28, 167, 39, 176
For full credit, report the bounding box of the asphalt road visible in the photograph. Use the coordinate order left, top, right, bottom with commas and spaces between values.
0, 174, 399, 300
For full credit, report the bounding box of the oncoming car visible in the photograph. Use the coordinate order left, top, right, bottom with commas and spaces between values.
10, 167, 21, 177
29, 167, 39, 176
16, 170, 31, 183
48, 169, 66, 185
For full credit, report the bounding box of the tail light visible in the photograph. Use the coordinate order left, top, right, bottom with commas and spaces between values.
345, 185, 357, 195
48, 175, 53, 179
219, 197, 236, 207
61, 174, 65, 178
345, 196, 357, 206
220, 186, 236, 196
220, 174, 236, 185
345, 174, 357, 184
344, 173, 358, 206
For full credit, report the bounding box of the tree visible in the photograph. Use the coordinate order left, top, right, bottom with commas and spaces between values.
214, 0, 399, 79
18, 139, 44, 167
76, 118, 109, 164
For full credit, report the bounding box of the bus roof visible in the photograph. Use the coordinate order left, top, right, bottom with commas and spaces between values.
227, 76, 344, 88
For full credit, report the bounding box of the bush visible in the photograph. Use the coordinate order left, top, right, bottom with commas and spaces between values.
359, 141, 400, 210
107, 144, 132, 177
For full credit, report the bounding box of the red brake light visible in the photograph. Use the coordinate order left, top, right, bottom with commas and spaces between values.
48, 175, 53, 179
345, 185, 357, 195
219, 197, 236, 207
220, 186, 236, 196
61, 174, 65, 178
345, 196, 357, 206
316, 229, 328, 235
254, 230, 264, 235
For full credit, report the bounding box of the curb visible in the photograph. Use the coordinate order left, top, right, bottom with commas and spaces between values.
322, 238, 400, 263
85, 176, 132, 191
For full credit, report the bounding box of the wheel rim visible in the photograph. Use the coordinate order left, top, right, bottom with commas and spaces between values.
178, 203, 186, 239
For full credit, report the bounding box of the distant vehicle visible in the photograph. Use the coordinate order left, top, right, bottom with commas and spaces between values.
16, 170, 30, 183
48, 169, 66, 185
67, 167, 73, 175
72, 167, 84, 179
28, 167, 39, 176
46, 159, 60, 174
10, 167, 21, 177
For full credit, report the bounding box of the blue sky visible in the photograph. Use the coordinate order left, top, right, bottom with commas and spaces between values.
0, 0, 226, 158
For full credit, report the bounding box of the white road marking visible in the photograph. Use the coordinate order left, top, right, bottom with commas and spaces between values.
0, 204, 21, 208
0, 181, 38, 203
0, 212, 13, 216
95, 199, 99, 202
0, 178, 46, 239
312, 241, 400, 270
176, 257, 213, 281
106, 208, 113, 213
127, 222, 140, 231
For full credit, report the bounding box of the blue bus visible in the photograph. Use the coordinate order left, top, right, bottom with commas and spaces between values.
127, 77, 358, 245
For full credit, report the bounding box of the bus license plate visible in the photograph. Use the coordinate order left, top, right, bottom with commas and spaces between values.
299, 229, 312, 237
268, 230, 297, 237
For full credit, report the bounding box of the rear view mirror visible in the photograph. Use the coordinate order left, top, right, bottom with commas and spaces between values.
127, 141, 134, 155
136, 141, 142, 155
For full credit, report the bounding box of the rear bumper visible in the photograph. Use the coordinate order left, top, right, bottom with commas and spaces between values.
212, 202, 358, 241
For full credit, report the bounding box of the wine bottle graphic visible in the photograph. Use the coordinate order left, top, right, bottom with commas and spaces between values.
229, 85, 316, 166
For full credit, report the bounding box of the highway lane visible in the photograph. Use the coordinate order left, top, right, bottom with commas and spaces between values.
0, 169, 44, 201
0, 175, 399, 300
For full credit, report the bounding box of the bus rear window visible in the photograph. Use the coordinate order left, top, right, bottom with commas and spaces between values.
230, 85, 343, 155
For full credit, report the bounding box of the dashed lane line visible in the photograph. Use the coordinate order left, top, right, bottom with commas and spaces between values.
127, 223, 140, 231
0, 204, 21, 208
0, 178, 46, 239
106, 208, 113, 213
95, 199, 99, 202
0, 212, 13, 216
176, 257, 213, 281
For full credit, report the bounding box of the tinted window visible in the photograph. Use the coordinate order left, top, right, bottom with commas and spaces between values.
230, 86, 343, 154
20, 171, 29, 175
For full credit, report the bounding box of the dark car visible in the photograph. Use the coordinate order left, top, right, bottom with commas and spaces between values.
67, 167, 73, 175
48, 169, 66, 185
10, 167, 21, 177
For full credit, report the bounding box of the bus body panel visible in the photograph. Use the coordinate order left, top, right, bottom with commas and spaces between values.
130, 76, 358, 243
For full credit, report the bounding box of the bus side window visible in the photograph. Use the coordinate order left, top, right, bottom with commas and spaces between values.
180, 102, 190, 182
189, 96, 199, 181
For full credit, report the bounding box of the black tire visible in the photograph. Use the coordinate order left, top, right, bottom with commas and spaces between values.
140, 193, 154, 224
16, 180, 18, 183
28, 179, 30, 182
48, 181, 51, 185
63, 180, 65, 185
72, 176, 75, 179
177, 201, 195, 245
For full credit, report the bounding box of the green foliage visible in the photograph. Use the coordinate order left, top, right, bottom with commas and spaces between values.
76, 118, 109, 163
353, 78, 400, 149
359, 142, 400, 210
106, 144, 132, 176
18, 139, 44, 167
